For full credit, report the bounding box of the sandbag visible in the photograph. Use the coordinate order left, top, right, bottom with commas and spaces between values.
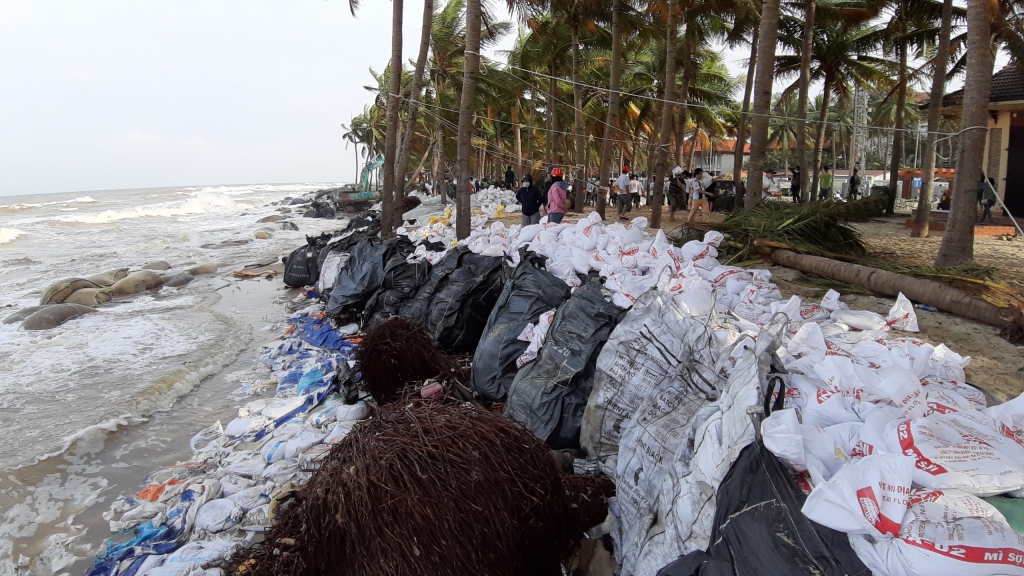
39, 278, 102, 305
2, 305, 50, 325
470, 257, 572, 402
162, 272, 195, 288
504, 281, 624, 448
425, 252, 505, 352
87, 268, 129, 287
399, 247, 468, 325
325, 238, 414, 317
109, 270, 165, 296
63, 287, 112, 307
657, 442, 870, 576
362, 255, 432, 331
21, 303, 96, 330
283, 233, 332, 288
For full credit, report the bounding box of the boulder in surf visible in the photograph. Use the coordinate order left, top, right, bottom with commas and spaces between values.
21, 303, 95, 330
39, 278, 103, 305
62, 288, 113, 307
109, 270, 166, 296
86, 268, 130, 287
255, 232, 272, 240
257, 215, 286, 223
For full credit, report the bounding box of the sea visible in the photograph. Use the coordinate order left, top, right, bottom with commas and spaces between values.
0, 184, 347, 574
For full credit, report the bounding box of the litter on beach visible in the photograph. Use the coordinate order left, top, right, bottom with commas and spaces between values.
84, 201, 1024, 576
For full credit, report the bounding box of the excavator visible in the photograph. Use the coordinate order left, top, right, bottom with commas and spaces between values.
324, 153, 384, 214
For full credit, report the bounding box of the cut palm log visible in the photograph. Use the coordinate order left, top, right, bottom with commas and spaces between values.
770, 249, 1023, 339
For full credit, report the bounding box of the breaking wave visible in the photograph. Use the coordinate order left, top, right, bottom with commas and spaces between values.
0, 228, 23, 246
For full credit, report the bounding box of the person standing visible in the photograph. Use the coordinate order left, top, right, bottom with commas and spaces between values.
516, 174, 544, 225
848, 168, 862, 201
668, 166, 685, 222
546, 167, 569, 223
980, 176, 998, 223
790, 166, 802, 203
819, 167, 833, 201
505, 165, 516, 190
615, 166, 632, 221
629, 173, 643, 210
687, 171, 710, 223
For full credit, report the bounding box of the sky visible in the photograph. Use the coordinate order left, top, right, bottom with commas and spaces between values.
0, 1, 1000, 197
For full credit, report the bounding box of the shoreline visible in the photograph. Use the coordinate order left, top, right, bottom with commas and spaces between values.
0, 272, 301, 573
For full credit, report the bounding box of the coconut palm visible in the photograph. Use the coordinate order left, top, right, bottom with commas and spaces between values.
776, 20, 888, 203
744, 0, 783, 209
913, 0, 957, 237
936, 0, 994, 266
381, 0, 404, 238
650, 0, 681, 229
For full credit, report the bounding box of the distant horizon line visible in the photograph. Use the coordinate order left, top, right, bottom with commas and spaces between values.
0, 181, 349, 199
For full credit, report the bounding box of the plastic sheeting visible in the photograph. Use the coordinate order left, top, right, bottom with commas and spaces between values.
362, 255, 432, 331
504, 282, 624, 448
325, 238, 414, 317
470, 256, 571, 402
424, 253, 505, 352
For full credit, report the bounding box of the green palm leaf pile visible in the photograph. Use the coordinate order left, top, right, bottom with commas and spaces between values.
682, 196, 887, 264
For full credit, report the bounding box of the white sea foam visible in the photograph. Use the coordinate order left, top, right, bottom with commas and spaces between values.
0, 228, 23, 246
53, 192, 238, 224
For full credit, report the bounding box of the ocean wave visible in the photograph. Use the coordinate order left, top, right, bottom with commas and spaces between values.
53, 192, 238, 224
0, 228, 23, 245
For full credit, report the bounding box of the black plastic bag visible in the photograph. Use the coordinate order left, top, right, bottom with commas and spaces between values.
504, 282, 624, 448
657, 442, 870, 576
283, 233, 332, 288
363, 256, 432, 331
399, 247, 468, 325
326, 238, 414, 317
469, 258, 571, 402
425, 253, 504, 353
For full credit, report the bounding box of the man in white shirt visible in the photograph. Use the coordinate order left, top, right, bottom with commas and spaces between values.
615, 166, 632, 220
687, 171, 710, 223
762, 170, 777, 200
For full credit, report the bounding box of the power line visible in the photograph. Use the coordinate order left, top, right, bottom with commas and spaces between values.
503, 63, 954, 138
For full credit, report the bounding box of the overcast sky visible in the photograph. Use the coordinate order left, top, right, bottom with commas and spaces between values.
0, 1, 996, 197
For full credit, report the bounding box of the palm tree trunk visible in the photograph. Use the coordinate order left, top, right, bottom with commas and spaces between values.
936, 0, 992, 266
455, 0, 482, 240
598, 0, 624, 219
381, 0, 404, 238
745, 0, 783, 209
527, 82, 536, 178
513, 97, 523, 183
887, 37, 908, 215
810, 77, 833, 200
572, 25, 586, 210
545, 68, 556, 165
733, 22, 759, 193
913, 0, 953, 237
394, 0, 434, 230
795, 0, 816, 203
650, 0, 680, 229
689, 126, 699, 170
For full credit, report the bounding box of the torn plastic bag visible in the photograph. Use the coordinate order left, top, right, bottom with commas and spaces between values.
363, 255, 432, 331
657, 442, 870, 576
283, 233, 332, 288
470, 255, 572, 401
425, 252, 505, 352
326, 237, 415, 317
504, 282, 625, 448
399, 247, 469, 325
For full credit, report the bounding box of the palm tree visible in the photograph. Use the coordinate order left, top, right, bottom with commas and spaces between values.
727, 9, 760, 194
381, 0, 404, 238
394, 0, 436, 231
744, 0, 783, 209
794, 0, 816, 203
768, 94, 800, 174
776, 20, 887, 202
455, 0, 482, 239
650, 0, 681, 229
913, 0, 959, 236
598, 0, 631, 219
936, 0, 993, 266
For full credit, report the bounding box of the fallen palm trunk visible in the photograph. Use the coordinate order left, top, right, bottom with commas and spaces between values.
770, 249, 1023, 339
